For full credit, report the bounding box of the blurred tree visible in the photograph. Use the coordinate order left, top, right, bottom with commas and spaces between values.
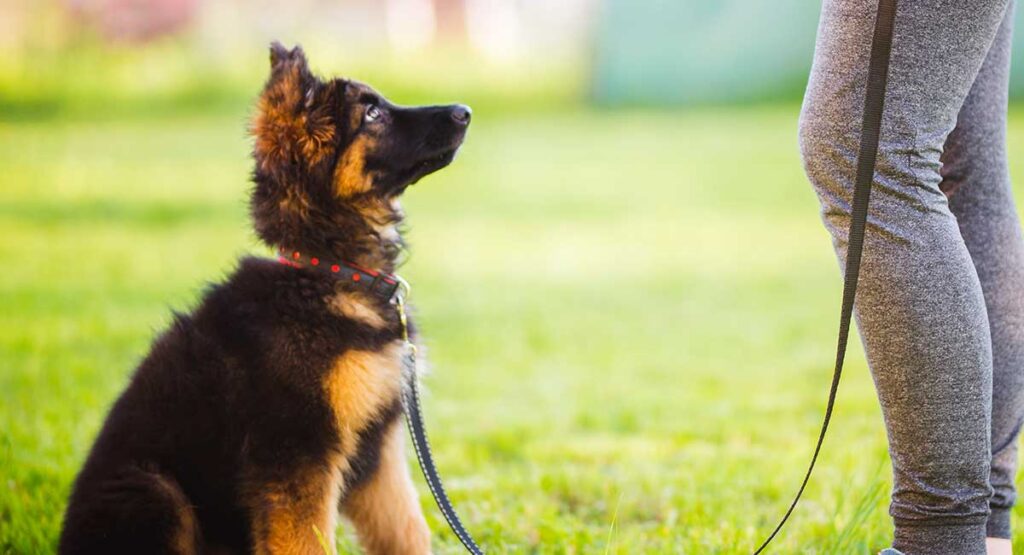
591, 0, 1024, 104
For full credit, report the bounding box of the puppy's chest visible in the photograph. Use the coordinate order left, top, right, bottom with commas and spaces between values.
326, 289, 392, 331
321, 292, 410, 452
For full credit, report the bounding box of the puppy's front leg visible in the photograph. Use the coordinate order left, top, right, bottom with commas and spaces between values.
343, 420, 431, 555
250, 464, 342, 555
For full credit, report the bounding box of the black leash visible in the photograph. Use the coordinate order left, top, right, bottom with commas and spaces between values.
274, 250, 483, 551
395, 288, 485, 555
396, 0, 898, 551
403, 377, 485, 555
752, 0, 897, 552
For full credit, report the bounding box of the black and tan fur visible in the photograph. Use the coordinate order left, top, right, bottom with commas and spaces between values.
58, 43, 471, 555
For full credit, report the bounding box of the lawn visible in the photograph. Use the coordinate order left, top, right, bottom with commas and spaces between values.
3, 105, 1024, 554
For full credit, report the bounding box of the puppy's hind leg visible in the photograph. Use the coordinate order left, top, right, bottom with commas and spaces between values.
342, 421, 431, 555
59, 464, 200, 555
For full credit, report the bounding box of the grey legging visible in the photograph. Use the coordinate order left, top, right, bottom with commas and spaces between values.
800, 0, 1024, 552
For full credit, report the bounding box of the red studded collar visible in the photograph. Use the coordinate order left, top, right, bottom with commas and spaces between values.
276, 247, 403, 301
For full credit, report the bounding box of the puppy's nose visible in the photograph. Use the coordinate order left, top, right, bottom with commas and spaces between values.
450, 104, 472, 126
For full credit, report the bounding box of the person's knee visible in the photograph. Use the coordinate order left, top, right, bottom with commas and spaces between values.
798, 110, 854, 189
796, 111, 826, 174
798, 106, 934, 212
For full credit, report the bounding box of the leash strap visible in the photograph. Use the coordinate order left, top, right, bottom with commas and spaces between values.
396, 291, 486, 555
752, 0, 897, 552
397, 0, 897, 550
404, 377, 485, 555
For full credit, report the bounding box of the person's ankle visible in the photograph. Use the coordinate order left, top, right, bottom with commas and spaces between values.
894, 521, 987, 554
986, 537, 1012, 555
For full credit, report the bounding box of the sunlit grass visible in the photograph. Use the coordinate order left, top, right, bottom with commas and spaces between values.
3, 106, 1024, 553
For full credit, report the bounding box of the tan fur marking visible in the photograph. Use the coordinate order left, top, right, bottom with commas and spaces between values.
345, 196, 403, 270
253, 464, 342, 555
343, 82, 371, 131
278, 188, 311, 216
333, 136, 375, 196
343, 421, 432, 555
327, 291, 387, 329
323, 343, 405, 457
298, 111, 336, 166
251, 64, 335, 171
368, 199, 402, 247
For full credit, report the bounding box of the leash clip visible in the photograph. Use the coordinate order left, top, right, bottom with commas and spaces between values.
393, 275, 417, 357
393, 274, 411, 304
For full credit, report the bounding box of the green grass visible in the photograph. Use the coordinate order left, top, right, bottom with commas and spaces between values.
3, 106, 1024, 554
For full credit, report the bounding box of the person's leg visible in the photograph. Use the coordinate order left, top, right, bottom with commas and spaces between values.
941, 3, 1024, 545
799, 0, 1012, 553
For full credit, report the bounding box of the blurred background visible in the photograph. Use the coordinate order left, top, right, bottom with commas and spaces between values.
10, 0, 1024, 119
4, 1, 1024, 553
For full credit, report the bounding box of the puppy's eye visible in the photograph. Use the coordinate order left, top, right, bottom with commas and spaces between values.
364, 105, 382, 122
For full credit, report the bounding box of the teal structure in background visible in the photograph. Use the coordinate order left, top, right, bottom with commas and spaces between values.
592, 1, 1024, 105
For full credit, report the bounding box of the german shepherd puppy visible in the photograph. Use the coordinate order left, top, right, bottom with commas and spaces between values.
59, 43, 470, 555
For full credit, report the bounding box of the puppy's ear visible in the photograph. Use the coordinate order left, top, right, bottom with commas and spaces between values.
268, 41, 309, 75
252, 42, 335, 172
269, 41, 290, 69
